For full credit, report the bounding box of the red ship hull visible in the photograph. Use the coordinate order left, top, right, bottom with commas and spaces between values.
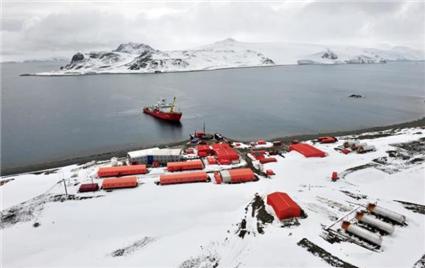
143, 107, 182, 122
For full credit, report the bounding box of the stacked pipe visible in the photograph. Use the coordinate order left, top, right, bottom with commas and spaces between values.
355, 211, 395, 234
367, 203, 406, 224
341, 221, 383, 246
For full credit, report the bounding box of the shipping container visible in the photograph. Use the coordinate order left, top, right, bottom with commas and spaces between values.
259, 157, 277, 164
102, 176, 138, 190
266, 169, 275, 176
289, 143, 326, 158
167, 159, 204, 172
78, 183, 99, 193
267, 192, 301, 220
97, 164, 147, 178
160, 171, 209, 185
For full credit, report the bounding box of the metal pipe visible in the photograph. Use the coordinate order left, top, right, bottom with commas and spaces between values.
367, 203, 406, 224
355, 211, 395, 234
341, 221, 383, 246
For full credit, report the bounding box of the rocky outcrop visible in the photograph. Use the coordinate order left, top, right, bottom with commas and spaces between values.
113, 42, 156, 54
71, 52, 84, 63
322, 49, 338, 60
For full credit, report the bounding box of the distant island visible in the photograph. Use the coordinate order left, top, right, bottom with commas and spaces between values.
25, 38, 424, 76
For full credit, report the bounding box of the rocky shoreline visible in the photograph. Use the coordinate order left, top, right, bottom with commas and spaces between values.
1, 117, 424, 176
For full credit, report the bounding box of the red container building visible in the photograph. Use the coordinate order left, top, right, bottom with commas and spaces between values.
160, 171, 209, 185
78, 183, 99, 193
289, 143, 326, 158
197, 145, 212, 157
214, 168, 255, 184
207, 156, 217, 165
102, 176, 138, 190
259, 157, 277, 164
97, 164, 147, 178
167, 160, 204, 172
212, 143, 240, 164
267, 192, 301, 220
318, 136, 337, 144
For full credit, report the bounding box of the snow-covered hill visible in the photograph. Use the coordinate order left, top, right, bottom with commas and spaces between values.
297, 46, 424, 65
30, 39, 424, 75
35, 39, 274, 75
1, 127, 425, 267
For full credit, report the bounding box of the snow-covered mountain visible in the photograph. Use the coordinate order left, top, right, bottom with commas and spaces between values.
45, 39, 274, 75
297, 46, 424, 65
31, 39, 424, 75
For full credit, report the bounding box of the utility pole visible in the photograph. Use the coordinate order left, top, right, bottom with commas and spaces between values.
63, 179, 68, 196
62, 172, 68, 196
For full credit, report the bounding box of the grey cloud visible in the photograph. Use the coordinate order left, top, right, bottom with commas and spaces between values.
1, 1, 424, 60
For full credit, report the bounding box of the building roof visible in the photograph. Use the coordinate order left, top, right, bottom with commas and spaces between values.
127, 147, 182, 158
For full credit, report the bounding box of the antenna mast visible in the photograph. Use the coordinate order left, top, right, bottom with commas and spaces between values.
170, 96, 176, 113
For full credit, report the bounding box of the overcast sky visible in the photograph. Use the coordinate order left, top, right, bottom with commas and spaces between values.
1, 0, 424, 60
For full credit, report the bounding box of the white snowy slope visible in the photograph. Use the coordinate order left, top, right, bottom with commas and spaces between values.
1, 127, 424, 267
30, 39, 424, 75
31, 39, 274, 76
296, 46, 425, 65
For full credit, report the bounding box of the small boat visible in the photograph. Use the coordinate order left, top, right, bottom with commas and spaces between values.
143, 97, 182, 122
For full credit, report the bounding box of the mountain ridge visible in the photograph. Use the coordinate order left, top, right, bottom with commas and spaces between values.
30, 38, 424, 75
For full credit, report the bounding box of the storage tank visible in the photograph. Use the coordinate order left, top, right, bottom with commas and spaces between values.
355, 211, 395, 234
160, 171, 209, 185
341, 221, 383, 246
367, 203, 406, 224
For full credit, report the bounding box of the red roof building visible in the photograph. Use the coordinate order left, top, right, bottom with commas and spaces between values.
102, 176, 138, 190
289, 143, 326, 158
97, 165, 147, 178
267, 192, 301, 220
167, 160, 204, 172
212, 143, 240, 164
160, 171, 209, 185
197, 145, 212, 157
214, 168, 255, 184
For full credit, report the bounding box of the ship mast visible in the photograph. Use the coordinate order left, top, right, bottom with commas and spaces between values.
170, 96, 176, 112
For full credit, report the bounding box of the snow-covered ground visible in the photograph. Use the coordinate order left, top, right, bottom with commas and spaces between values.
29, 39, 424, 76
1, 127, 424, 267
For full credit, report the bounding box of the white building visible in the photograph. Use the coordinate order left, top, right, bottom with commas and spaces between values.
127, 147, 183, 165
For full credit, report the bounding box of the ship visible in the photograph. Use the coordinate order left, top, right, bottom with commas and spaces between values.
143, 97, 182, 122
